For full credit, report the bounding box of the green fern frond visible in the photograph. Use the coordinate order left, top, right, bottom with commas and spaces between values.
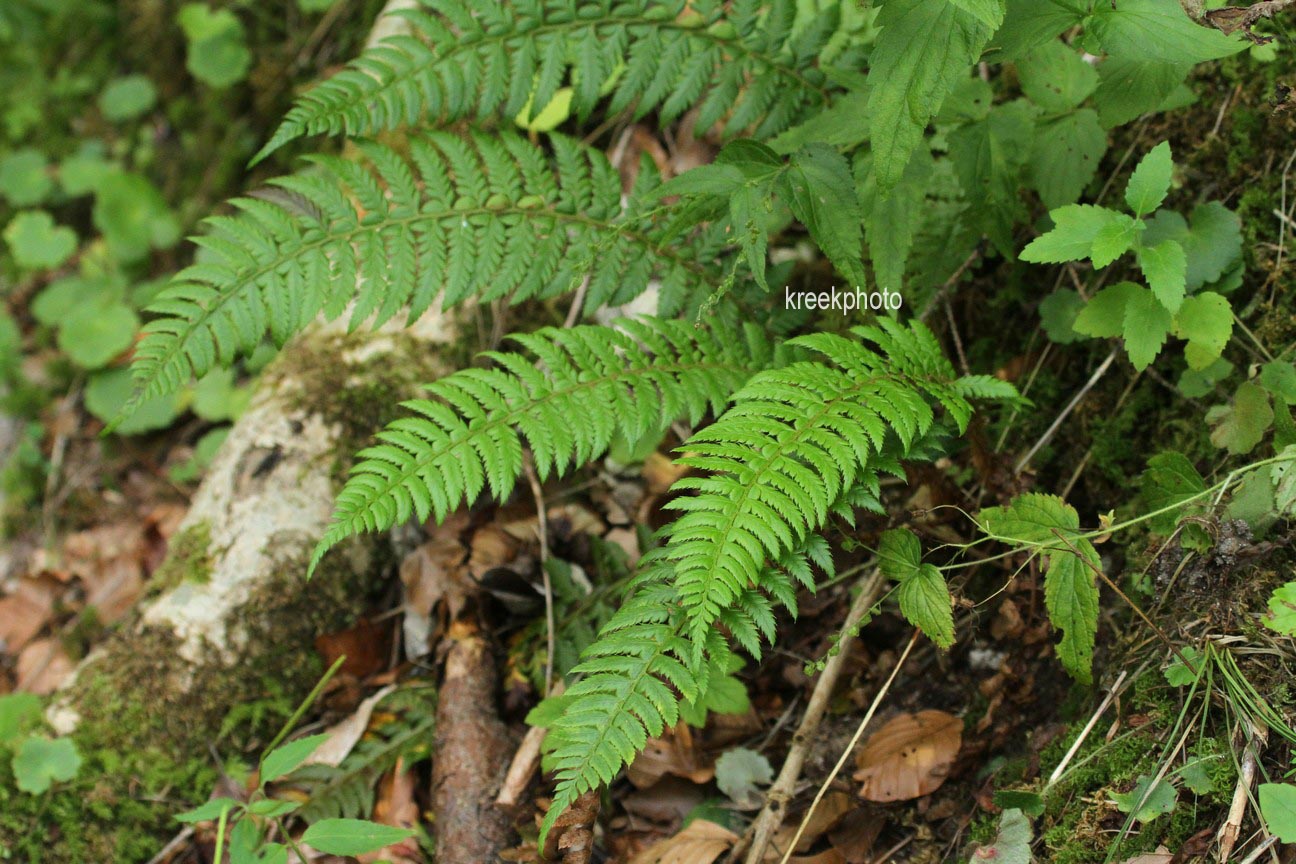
256, 0, 847, 162
129, 131, 717, 404
308, 318, 782, 573
662, 319, 979, 646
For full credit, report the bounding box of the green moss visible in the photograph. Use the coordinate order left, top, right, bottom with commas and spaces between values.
0, 537, 378, 863
148, 520, 214, 596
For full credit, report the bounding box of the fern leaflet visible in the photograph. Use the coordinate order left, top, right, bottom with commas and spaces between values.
130, 131, 718, 404
309, 318, 782, 573
661, 319, 982, 648
256, 0, 850, 162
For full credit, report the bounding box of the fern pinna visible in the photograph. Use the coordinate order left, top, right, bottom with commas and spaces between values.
129, 132, 720, 405
309, 318, 782, 572
304, 317, 1009, 841
255, 0, 853, 162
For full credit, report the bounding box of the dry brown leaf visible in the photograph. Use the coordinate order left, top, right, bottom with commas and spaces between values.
623, 777, 707, 829
853, 710, 962, 802
16, 637, 74, 694
468, 525, 521, 578
0, 576, 55, 653
788, 852, 846, 864
627, 724, 714, 789
314, 617, 392, 679
826, 809, 883, 864
1116, 849, 1172, 864
642, 453, 689, 494
302, 684, 396, 769
765, 792, 854, 858
357, 760, 422, 864
629, 820, 737, 864
399, 521, 472, 653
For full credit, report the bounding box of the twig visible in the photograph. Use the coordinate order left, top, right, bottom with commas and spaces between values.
523, 455, 555, 694
1014, 347, 1118, 476
917, 247, 981, 324
144, 827, 194, 864
1046, 670, 1129, 786
735, 568, 887, 864
1219, 721, 1267, 863
776, 631, 920, 864
496, 680, 566, 807
1237, 835, 1279, 864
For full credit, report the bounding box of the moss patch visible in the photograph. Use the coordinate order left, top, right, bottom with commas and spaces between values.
148, 520, 214, 596
0, 537, 379, 863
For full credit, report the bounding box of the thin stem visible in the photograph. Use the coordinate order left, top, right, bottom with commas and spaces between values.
263, 655, 346, 758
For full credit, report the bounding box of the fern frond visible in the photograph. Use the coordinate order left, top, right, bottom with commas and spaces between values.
129, 132, 716, 404
662, 319, 978, 646
256, 0, 847, 161
308, 318, 782, 573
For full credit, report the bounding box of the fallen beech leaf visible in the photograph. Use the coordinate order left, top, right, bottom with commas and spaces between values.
467, 525, 521, 578
314, 618, 391, 679
399, 521, 472, 653
0, 577, 55, 653
627, 724, 714, 789
766, 791, 854, 857
853, 710, 962, 802
302, 685, 396, 768
1116, 848, 1172, 864
16, 638, 74, 695
629, 819, 737, 864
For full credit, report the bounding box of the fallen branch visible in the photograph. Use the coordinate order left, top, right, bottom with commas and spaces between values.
734, 568, 886, 864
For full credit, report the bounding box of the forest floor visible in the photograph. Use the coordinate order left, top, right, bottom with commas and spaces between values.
1, 5, 1295, 864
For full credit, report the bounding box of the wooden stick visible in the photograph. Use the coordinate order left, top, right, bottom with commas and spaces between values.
496, 680, 566, 808
733, 568, 886, 864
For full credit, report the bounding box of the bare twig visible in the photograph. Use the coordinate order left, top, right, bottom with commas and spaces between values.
1219, 722, 1268, 863
1014, 347, 1118, 476
496, 679, 566, 807
1046, 670, 1129, 786
735, 568, 887, 864
522, 455, 555, 694
776, 631, 920, 864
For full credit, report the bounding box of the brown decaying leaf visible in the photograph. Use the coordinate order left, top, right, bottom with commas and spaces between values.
0, 577, 55, 653
765, 791, 854, 858
15, 637, 74, 694
629, 819, 737, 864
853, 710, 963, 802
627, 723, 715, 789
314, 617, 392, 679
300, 684, 396, 769
357, 759, 422, 864
1116, 847, 1172, 864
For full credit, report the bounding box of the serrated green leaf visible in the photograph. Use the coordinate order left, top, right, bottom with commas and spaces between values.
878, 527, 923, 580
1208, 382, 1273, 455
897, 563, 956, 649
1020, 204, 1124, 264
1141, 451, 1206, 534
300, 819, 414, 855
1137, 239, 1186, 313
1122, 286, 1172, 370
1263, 583, 1296, 636
991, 0, 1088, 61
12, 737, 82, 794
1163, 646, 1204, 686
1017, 40, 1099, 112
1029, 109, 1107, 209
1110, 774, 1177, 823
1091, 212, 1139, 267
857, 143, 933, 293
947, 0, 1006, 30
1094, 56, 1187, 128
4, 210, 76, 271
869, 0, 994, 190
1172, 291, 1232, 370
1073, 281, 1140, 338
1124, 141, 1174, 217
1039, 289, 1085, 344
1259, 783, 1296, 842
1261, 361, 1296, 405
949, 99, 1035, 255
1089, 0, 1245, 65
781, 145, 866, 287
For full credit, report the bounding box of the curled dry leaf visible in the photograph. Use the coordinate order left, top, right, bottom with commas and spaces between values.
15, 637, 75, 694
629, 819, 737, 864
853, 710, 963, 802
301, 684, 396, 769
627, 723, 714, 789
357, 759, 423, 864
1116, 848, 1172, 864
0, 576, 56, 653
